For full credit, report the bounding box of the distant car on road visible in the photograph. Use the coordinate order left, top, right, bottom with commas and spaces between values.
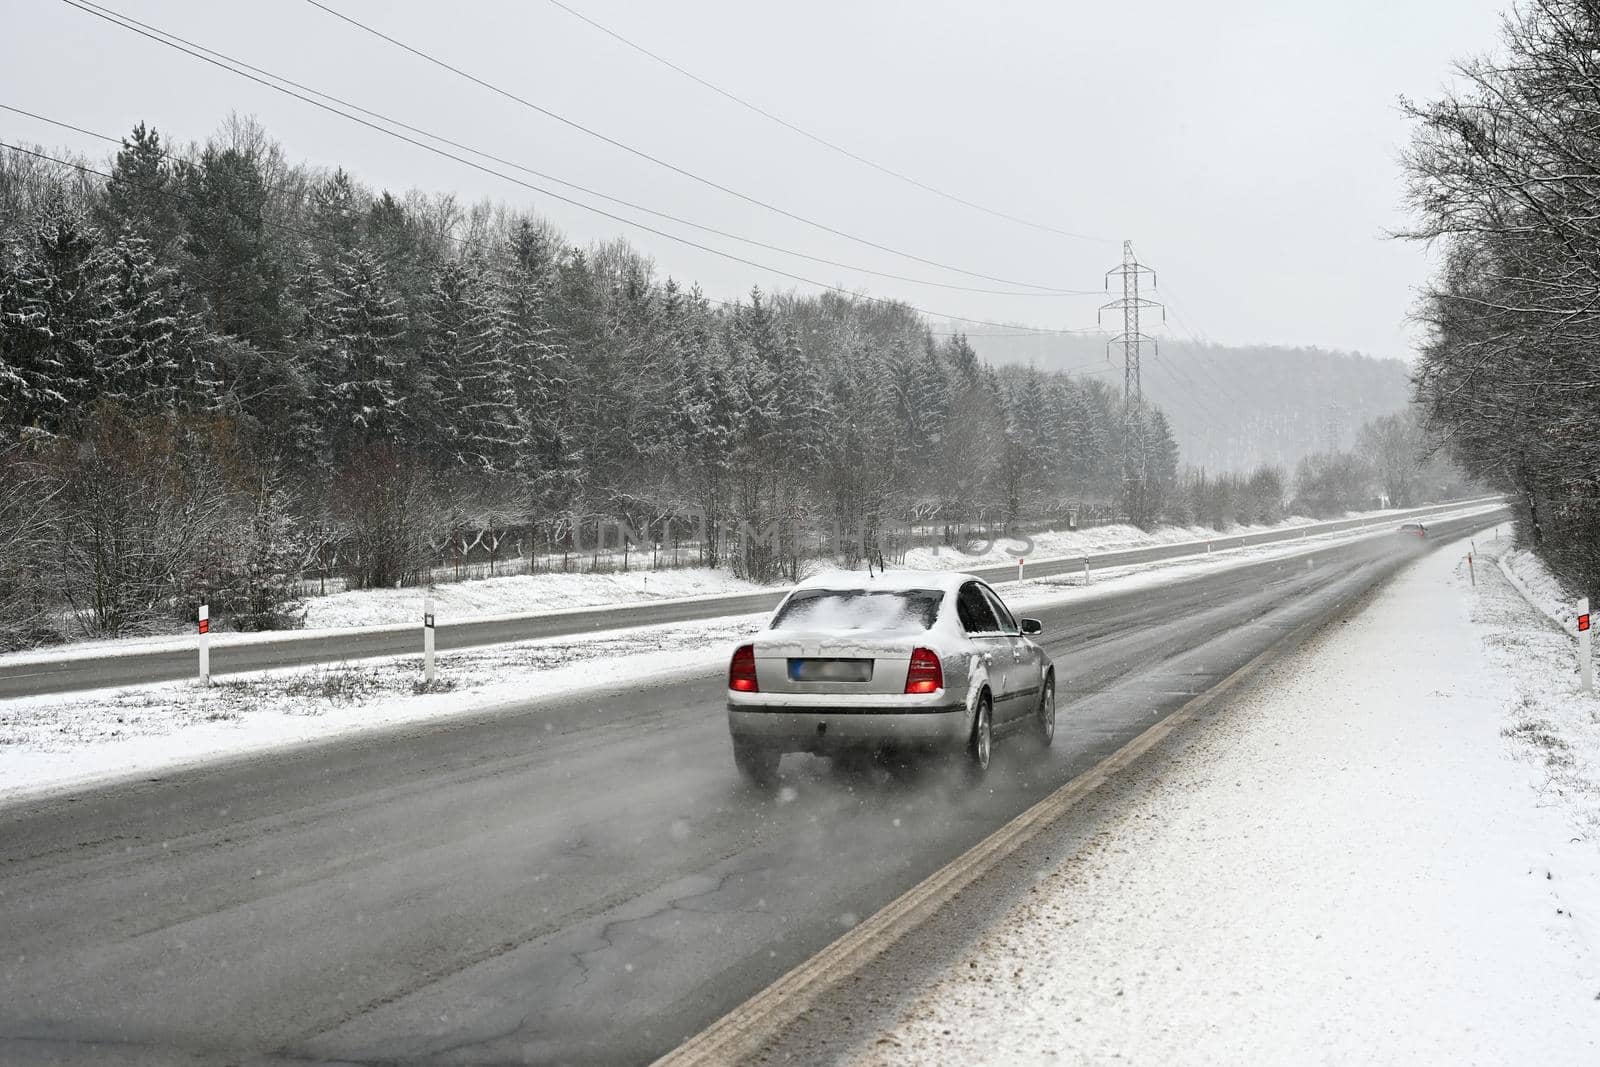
1399, 522, 1428, 537
726, 571, 1055, 787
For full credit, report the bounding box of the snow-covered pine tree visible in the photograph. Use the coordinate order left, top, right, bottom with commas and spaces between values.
725, 291, 785, 578
180, 145, 283, 346
1047, 378, 1090, 492
996, 370, 1055, 525
308, 169, 363, 262
100, 229, 206, 412
494, 247, 569, 504
0, 198, 113, 434
912, 341, 951, 457
0, 239, 35, 432
670, 286, 736, 565
935, 333, 999, 522
100, 123, 184, 259
448, 257, 526, 472
311, 248, 406, 458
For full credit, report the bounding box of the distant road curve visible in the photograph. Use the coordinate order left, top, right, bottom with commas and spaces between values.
0, 498, 1503, 699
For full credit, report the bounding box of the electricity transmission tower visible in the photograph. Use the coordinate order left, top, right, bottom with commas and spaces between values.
1100, 240, 1164, 410
1100, 241, 1165, 524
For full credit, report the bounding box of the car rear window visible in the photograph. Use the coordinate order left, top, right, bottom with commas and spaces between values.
771, 589, 943, 631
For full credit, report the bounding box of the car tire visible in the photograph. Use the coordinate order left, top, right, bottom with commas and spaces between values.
733, 739, 780, 789
1032, 675, 1056, 749
965, 694, 993, 784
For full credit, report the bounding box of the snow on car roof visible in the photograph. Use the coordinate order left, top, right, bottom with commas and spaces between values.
789, 569, 979, 595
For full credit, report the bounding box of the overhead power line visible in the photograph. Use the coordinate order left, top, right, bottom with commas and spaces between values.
540, 0, 1115, 245
58, 3, 1101, 332
1, 92, 1080, 300
1153, 282, 1257, 415
0, 136, 1096, 338
297, 0, 1076, 292
62, 1, 1086, 297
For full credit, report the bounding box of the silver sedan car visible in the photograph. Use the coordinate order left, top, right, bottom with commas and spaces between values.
726, 571, 1056, 786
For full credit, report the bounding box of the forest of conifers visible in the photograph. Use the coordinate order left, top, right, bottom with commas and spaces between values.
0, 118, 1461, 641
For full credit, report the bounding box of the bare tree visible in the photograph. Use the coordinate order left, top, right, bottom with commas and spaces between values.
1400, 0, 1600, 598
48, 410, 233, 636
0, 447, 59, 648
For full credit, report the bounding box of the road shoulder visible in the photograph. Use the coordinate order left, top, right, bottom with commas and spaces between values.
759, 537, 1600, 1065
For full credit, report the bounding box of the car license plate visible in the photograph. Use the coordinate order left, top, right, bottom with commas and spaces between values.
788, 658, 873, 683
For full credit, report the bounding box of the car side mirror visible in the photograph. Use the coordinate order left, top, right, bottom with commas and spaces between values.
1020, 618, 1043, 636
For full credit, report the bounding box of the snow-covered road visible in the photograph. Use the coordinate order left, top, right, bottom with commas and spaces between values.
848, 537, 1600, 1065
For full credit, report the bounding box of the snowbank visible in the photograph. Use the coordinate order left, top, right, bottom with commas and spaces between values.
899, 514, 1319, 570
1479, 539, 1600, 845
0, 613, 766, 803
1499, 545, 1585, 633
0, 501, 1495, 661
852, 537, 1600, 1065
302, 566, 764, 630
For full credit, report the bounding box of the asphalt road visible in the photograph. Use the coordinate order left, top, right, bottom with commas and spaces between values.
0, 497, 1499, 699
0, 511, 1499, 1066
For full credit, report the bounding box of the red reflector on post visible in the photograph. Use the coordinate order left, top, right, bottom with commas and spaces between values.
1580, 614, 1591, 633
198, 619, 209, 635
729, 644, 759, 692
905, 647, 943, 694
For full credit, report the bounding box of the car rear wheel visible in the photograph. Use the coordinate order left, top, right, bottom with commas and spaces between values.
732, 739, 780, 789
965, 694, 992, 783
1033, 676, 1056, 749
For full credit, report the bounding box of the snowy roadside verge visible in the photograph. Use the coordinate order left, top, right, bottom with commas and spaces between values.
0, 612, 767, 806
847, 536, 1600, 1065
0, 509, 1500, 807
895, 497, 1499, 573
1497, 540, 1589, 634
1477, 537, 1600, 843
0, 500, 1503, 670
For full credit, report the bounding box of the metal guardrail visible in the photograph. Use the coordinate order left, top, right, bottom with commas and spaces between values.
0, 498, 1506, 698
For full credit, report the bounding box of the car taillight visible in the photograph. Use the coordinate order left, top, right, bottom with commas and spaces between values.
905, 647, 943, 694
729, 644, 759, 692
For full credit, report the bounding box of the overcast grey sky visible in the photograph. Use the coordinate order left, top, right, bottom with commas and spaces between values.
2, 0, 1509, 358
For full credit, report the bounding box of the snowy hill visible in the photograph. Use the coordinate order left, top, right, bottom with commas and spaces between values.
967, 332, 1412, 474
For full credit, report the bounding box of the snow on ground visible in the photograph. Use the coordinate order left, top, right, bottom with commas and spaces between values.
1497, 541, 1587, 634
0, 505, 1504, 804
1476, 538, 1600, 845
301, 565, 764, 630
0, 613, 767, 804
899, 515, 1320, 571
851, 535, 1600, 1066
2, 501, 1494, 661
897, 502, 1484, 572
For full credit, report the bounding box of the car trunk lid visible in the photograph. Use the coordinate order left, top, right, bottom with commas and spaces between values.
751, 632, 925, 696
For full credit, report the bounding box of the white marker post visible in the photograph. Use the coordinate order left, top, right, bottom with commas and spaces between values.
1083, 556, 1090, 586
197, 603, 210, 686
1017, 557, 1025, 583
1467, 553, 1476, 587
423, 595, 436, 685
1579, 597, 1592, 695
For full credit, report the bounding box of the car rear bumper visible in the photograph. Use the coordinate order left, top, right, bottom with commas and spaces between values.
727, 700, 971, 754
